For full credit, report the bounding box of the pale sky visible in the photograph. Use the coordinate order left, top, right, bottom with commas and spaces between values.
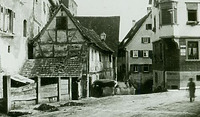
74, 0, 149, 41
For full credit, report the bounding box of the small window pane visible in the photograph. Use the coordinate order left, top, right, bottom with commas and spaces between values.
133, 50, 138, 57
188, 41, 198, 59
143, 50, 149, 57
188, 10, 197, 21
143, 65, 149, 72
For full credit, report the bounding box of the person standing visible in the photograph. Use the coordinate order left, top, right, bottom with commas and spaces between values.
187, 78, 196, 102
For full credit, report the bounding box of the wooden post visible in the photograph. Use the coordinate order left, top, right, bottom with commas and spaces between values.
3, 75, 11, 113
36, 77, 41, 104
57, 77, 61, 101
69, 77, 72, 100
87, 76, 89, 97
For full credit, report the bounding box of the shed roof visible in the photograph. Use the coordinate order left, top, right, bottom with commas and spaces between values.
20, 57, 83, 78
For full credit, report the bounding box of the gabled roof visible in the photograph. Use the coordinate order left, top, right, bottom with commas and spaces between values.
75, 16, 120, 56
32, 4, 113, 53
119, 12, 151, 49
20, 57, 83, 77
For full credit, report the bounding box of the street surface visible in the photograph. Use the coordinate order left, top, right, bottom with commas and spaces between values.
7, 89, 199, 117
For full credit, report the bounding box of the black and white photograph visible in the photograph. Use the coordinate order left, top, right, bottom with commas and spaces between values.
0, 0, 200, 116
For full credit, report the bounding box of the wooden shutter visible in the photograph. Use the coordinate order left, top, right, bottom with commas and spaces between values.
138, 50, 143, 57
130, 50, 133, 57
148, 38, 150, 43
149, 50, 153, 59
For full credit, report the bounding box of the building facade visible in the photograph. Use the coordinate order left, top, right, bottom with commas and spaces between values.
152, 0, 200, 90
75, 16, 120, 80
0, 0, 59, 98
118, 11, 154, 93
20, 4, 114, 100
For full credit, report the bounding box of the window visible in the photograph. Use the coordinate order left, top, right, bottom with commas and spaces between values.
141, 37, 150, 43
1, 8, 15, 33
143, 65, 149, 72
196, 75, 200, 81
186, 3, 198, 23
91, 50, 93, 61
143, 50, 149, 57
153, 16, 156, 32
130, 64, 138, 72
188, 41, 198, 59
146, 24, 152, 30
43, 2, 46, 14
160, 2, 177, 25
8, 45, 10, 53
188, 10, 197, 21
0, 7, 3, 30
23, 20, 27, 37
133, 50, 138, 57
56, 17, 67, 30
109, 55, 112, 62
99, 53, 101, 62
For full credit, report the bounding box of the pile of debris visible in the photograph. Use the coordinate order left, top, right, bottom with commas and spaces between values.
60, 102, 85, 107
34, 104, 59, 112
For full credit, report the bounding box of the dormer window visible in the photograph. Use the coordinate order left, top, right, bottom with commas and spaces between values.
100, 32, 106, 41
141, 37, 150, 44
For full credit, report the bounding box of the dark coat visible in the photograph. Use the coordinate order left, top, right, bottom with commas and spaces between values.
187, 81, 196, 98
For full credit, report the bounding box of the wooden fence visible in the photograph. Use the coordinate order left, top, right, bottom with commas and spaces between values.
1, 75, 64, 113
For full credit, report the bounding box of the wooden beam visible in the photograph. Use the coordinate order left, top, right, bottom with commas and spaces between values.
3, 75, 11, 113
57, 77, 61, 101
69, 77, 72, 100
36, 77, 41, 104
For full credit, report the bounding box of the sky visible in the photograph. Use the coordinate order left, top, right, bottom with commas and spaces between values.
74, 0, 149, 41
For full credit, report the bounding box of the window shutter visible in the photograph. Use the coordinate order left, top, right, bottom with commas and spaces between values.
130, 50, 133, 57
141, 37, 144, 43
149, 65, 153, 72
148, 38, 150, 43
138, 50, 143, 57
139, 65, 142, 72
149, 50, 153, 59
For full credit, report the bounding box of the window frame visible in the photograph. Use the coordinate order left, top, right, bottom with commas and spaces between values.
133, 50, 138, 57
141, 37, 150, 44
143, 50, 149, 57
187, 10, 197, 22
146, 24, 152, 30
143, 64, 149, 72
160, 2, 177, 25
186, 40, 200, 60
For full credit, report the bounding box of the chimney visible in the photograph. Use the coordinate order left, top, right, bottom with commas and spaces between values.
147, 6, 152, 13
132, 20, 136, 27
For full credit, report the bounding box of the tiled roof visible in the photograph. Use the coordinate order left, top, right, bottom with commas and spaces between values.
119, 12, 151, 49
20, 57, 83, 77
32, 4, 113, 53
75, 16, 120, 56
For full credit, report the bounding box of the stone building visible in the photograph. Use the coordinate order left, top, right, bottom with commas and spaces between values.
0, 0, 59, 97
151, 0, 200, 90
